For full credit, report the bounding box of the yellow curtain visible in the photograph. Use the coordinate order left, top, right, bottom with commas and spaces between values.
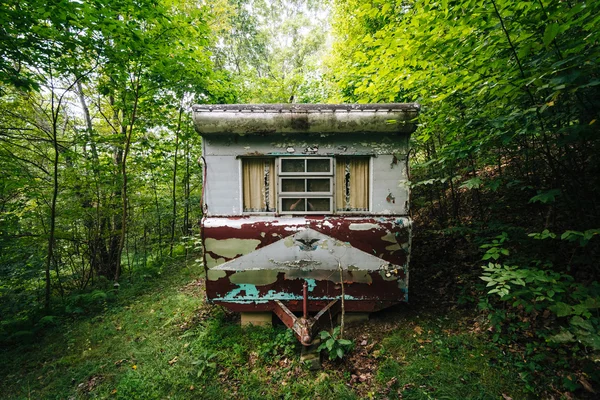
243, 158, 275, 212
335, 159, 346, 210
243, 159, 265, 212
267, 159, 275, 211
349, 158, 369, 210
336, 157, 369, 211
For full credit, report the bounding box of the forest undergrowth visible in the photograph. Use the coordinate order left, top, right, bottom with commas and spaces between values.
1, 228, 595, 400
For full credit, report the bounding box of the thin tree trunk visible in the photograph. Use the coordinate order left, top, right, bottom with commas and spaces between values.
115, 73, 142, 282
45, 120, 59, 312
170, 106, 183, 257
184, 140, 190, 236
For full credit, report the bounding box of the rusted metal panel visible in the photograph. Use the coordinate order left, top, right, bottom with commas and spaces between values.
203, 216, 410, 309
273, 298, 341, 345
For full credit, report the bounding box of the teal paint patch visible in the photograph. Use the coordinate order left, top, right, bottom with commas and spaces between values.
223, 284, 261, 300
220, 284, 360, 303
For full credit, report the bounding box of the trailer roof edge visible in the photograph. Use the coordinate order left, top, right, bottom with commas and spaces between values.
192, 103, 420, 136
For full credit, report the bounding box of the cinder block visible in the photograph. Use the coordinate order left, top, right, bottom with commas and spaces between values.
300, 339, 321, 370
337, 312, 370, 326
241, 312, 272, 327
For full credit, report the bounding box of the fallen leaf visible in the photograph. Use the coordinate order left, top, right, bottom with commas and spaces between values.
168, 356, 178, 366
502, 394, 513, 400
189, 385, 195, 391
414, 326, 423, 335
111, 389, 117, 395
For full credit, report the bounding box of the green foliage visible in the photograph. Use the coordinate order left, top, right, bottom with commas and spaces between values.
192, 350, 218, 378
377, 316, 527, 399
317, 326, 354, 360
479, 232, 510, 261
258, 328, 297, 362
0, 0, 220, 329
211, 0, 330, 103
529, 189, 561, 204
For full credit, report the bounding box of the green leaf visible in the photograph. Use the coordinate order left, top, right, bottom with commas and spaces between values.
570, 316, 594, 332
543, 23, 561, 47
579, 335, 600, 350
336, 347, 344, 359
459, 177, 482, 190
550, 302, 572, 317
529, 189, 560, 204
548, 330, 575, 343
326, 338, 335, 351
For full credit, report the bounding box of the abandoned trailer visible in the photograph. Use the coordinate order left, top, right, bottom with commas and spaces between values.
192, 103, 420, 345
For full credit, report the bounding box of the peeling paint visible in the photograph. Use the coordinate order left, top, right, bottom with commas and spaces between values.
207, 269, 227, 280
283, 236, 295, 248
385, 243, 402, 252
230, 270, 279, 285
349, 223, 379, 231
381, 232, 398, 244
204, 238, 261, 258
205, 254, 226, 269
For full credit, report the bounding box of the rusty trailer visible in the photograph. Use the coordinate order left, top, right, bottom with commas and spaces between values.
192, 103, 419, 345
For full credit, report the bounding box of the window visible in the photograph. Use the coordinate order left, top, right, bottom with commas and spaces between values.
242, 158, 276, 212
279, 158, 333, 213
242, 156, 369, 214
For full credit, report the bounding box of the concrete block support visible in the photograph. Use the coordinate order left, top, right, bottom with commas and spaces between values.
241, 312, 272, 327
300, 339, 322, 370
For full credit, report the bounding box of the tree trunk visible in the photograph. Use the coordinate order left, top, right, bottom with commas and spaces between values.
170, 106, 183, 257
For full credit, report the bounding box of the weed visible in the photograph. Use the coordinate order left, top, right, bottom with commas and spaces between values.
318, 326, 354, 360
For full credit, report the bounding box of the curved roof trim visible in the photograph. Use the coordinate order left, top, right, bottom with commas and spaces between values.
192, 103, 420, 136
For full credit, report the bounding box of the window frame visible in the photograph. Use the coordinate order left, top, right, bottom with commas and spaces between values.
240, 155, 372, 215
277, 157, 334, 215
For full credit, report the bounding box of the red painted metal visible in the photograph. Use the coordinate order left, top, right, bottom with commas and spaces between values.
303, 281, 308, 319
272, 299, 341, 346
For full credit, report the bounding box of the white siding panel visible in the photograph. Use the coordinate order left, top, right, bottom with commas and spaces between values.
371, 156, 409, 215
204, 155, 241, 216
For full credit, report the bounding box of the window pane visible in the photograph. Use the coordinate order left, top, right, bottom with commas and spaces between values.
282, 198, 305, 211
281, 159, 305, 173
307, 178, 330, 192
281, 179, 305, 192
307, 198, 330, 212
306, 159, 330, 173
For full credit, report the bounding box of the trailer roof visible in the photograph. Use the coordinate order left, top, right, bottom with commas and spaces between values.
192, 103, 420, 136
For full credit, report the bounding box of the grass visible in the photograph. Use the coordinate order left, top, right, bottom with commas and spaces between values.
0, 260, 534, 399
